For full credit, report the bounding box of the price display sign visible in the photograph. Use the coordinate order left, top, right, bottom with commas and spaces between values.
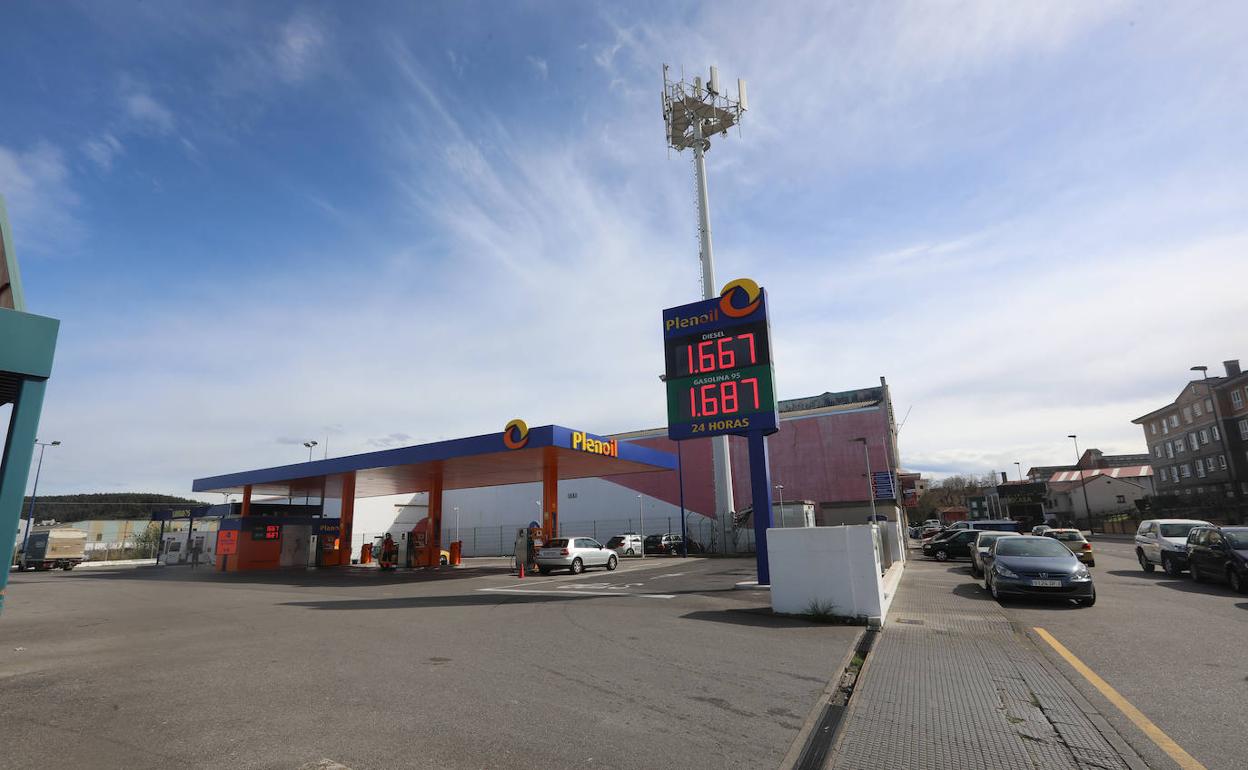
662, 279, 779, 440
251, 524, 281, 541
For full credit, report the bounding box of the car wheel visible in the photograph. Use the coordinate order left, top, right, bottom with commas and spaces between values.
569, 558, 584, 575
1087, 560, 1095, 568
606, 555, 618, 571
991, 577, 1004, 603
1077, 587, 1096, 607
1190, 562, 1202, 582
1137, 550, 1154, 573
1162, 555, 1181, 577
625, 548, 635, 556
1230, 569, 1246, 594
440, 555, 448, 566
935, 549, 949, 562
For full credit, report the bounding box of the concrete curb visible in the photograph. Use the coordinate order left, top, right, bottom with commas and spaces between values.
779, 627, 866, 770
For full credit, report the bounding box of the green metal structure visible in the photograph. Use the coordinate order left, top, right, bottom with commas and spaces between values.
0, 195, 60, 615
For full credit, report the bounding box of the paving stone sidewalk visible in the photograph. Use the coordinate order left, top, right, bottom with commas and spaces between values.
828, 559, 1141, 770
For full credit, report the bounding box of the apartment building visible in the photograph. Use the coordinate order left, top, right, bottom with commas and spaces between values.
1132, 359, 1248, 500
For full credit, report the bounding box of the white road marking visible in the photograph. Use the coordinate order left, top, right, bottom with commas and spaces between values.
656, 572, 687, 578
478, 587, 675, 599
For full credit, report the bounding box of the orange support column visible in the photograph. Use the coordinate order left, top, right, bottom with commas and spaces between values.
338, 472, 356, 566
542, 447, 558, 541
241, 485, 252, 517
426, 462, 444, 567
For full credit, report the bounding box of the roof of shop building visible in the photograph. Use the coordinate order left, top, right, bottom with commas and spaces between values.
192, 425, 676, 499
1047, 466, 1153, 483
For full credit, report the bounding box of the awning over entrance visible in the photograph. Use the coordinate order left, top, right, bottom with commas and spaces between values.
192, 424, 676, 499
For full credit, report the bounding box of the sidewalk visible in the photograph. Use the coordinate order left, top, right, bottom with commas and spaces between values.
827, 559, 1141, 769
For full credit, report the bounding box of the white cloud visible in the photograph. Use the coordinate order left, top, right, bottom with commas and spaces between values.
81, 133, 124, 170
123, 88, 175, 135
274, 13, 327, 83
526, 55, 549, 80
0, 141, 81, 256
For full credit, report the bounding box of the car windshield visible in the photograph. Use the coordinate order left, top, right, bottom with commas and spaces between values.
995, 538, 1072, 558
644, 535, 662, 544
976, 533, 1007, 546
1160, 523, 1204, 538
546, 539, 569, 548
1224, 530, 1248, 549
1051, 532, 1085, 541
606, 537, 624, 547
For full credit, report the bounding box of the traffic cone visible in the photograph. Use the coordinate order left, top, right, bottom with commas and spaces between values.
518, 562, 525, 579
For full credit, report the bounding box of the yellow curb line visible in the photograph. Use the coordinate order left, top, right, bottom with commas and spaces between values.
1033, 627, 1205, 770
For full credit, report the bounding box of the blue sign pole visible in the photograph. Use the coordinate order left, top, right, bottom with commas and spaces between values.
747, 429, 773, 585
677, 441, 688, 558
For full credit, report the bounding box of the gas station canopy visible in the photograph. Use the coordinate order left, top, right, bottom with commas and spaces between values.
192, 424, 677, 499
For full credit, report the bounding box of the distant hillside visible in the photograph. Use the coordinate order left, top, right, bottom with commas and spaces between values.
21, 493, 209, 523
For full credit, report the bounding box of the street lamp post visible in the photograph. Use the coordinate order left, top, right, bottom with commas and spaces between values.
454, 506, 460, 544
303, 440, 318, 462
637, 494, 645, 559
1192, 365, 1239, 500
774, 484, 785, 527
21, 439, 60, 557
1014, 462, 1023, 482
853, 438, 877, 521
1068, 434, 1093, 525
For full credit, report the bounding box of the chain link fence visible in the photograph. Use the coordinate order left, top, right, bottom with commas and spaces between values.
357, 516, 753, 558
1084, 500, 1248, 535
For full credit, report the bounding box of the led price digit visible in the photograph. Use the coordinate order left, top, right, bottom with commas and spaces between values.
686, 377, 762, 418
680, 332, 757, 376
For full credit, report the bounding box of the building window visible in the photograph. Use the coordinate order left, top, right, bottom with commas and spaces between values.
1189, 433, 1199, 451
1206, 397, 1214, 412
1197, 462, 1206, 478
1154, 445, 1163, 458
1199, 429, 1210, 444
1219, 454, 1227, 469
1159, 468, 1168, 481
1206, 457, 1216, 472
1194, 402, 1203, 417
1213, 425, 1221, 441
1181, 464, 1191, 478
1233, 390, 1245, 409
1150, 422, 1157, 435
1239, 419, 1248, 440
1163, 420, 1170, 434
1116, 494, 1126, 504
1167, 442, 1176, 458
1175, 439, 1185, 454
1183, 406, 1192, 423
1171, 415, 1180, 427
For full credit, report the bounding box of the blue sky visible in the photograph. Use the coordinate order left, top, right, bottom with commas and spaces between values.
3, 1, 1246, 496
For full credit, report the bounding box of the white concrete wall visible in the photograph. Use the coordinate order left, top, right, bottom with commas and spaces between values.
768, 525, 885, 621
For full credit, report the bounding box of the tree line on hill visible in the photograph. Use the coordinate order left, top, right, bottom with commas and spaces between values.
20, 493, 209, 523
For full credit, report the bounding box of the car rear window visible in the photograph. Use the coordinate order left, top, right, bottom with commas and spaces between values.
995, 538, 1071, 557
976, 533, 1007, 544
547, 539, 569, 548
1051, 532, 1085, 541
1224, 530, 1248, 549
1160, 523, 1205, 538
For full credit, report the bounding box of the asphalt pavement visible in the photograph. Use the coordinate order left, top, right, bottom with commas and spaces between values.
0, 556, 860, 770
992, 538, 1247, 770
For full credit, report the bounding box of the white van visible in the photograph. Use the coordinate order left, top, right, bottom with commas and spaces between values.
1134, 518, 1212, 576
605, 533, 643, 556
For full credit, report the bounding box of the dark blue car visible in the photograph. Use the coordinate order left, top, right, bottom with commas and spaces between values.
983, 535, 1096, 607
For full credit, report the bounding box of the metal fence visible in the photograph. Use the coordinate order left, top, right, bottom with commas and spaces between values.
357, 516, 754, 558
1084, 502, 1248, 535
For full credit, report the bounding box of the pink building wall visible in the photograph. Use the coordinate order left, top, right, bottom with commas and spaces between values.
605, 405, 896, 518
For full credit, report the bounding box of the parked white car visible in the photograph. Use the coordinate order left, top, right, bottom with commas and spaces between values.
605, 533, 643, 556
537, 537, 619, 575
1134, 518, 1212, 576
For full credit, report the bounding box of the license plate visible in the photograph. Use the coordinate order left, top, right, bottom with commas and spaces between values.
1030, 579, 1062, 588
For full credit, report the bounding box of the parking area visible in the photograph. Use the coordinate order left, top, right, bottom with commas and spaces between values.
0, 556, 859, 770
916, 536, 1246, 770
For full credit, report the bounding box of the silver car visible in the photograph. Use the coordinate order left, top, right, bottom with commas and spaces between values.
537, 537, 619, 575
970, 531, 1012, 578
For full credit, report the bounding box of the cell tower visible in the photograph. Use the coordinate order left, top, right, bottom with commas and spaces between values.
662, 64, 748, 554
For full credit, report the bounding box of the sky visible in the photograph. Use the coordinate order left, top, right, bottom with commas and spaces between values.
2, 0, 1246, 498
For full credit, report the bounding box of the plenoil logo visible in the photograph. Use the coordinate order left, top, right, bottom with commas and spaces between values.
503, 419, 529, 449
